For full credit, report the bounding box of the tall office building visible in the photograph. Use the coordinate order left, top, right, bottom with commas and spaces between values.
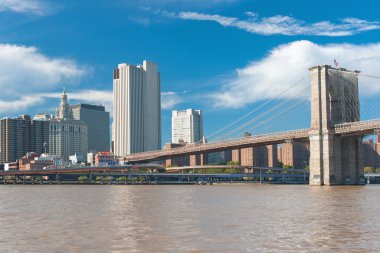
113, 60, 161, 156
49, 91, 88, 161
172, 109, 203, 144
0, 115, 49, 164
71, 104, 110, 152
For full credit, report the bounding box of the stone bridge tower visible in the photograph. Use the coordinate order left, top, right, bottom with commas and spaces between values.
309, 65, 364, 185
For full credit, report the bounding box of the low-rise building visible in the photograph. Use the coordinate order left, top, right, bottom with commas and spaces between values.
69, 153, 85, 165
95, 152, 119, 166
18, 153, 57, 171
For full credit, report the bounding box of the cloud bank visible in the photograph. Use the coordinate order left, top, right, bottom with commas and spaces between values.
210, 40, 380, 108
165, 11, 380, 36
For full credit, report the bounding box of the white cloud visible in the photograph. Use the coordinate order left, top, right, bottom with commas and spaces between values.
0, 0, 48, 15
0, 43, 89, 114
39, 90, 114, 112
0, 44, 88, 96
0, 95, 43, 115
210, 40, 380, 108
132, 0, 237, 8
170, 11, 380, 36
161, 91, 183, 110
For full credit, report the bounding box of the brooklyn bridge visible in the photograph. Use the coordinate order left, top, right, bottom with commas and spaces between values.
124, 65, 380, 186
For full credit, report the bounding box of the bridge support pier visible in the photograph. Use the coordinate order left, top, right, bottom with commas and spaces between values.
189, 153, 208, 166
231, 149, 241, 164
309, 65, 364, 185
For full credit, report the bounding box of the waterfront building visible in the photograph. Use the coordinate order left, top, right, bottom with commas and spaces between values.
0, 115, 49, 164
87, 152, 96, 166
363, 139, 377, 167
0, 115, 31, 164
277, 141, 309, 169
48, 91, 88, 161
18, 152, 55, 171
69, 153, 85, 164
113, 60, 161, 156
172, 109, 203, 144
71, 104, 110, 152
95, 152, 119, 166
207, 151, 232, 165
4, 162, 18, 171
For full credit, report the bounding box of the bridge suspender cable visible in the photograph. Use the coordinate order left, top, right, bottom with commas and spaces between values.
205, 75, 308, 141
214, 83, 311, 140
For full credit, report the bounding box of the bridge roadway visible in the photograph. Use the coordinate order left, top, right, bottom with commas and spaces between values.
125, 119, 380, 162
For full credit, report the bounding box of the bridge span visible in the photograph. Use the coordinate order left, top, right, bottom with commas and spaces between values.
125, 119, 380, 163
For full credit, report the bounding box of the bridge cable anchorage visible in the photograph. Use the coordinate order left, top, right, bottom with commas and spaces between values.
205, 75, 308, 141
213, 83, 311, 141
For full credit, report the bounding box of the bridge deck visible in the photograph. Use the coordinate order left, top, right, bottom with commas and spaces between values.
125, 119, 380, 162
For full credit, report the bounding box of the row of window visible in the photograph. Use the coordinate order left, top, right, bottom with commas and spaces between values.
50, 125, 81, 132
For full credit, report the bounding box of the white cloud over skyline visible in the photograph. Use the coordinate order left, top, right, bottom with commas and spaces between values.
210, 40, 380, 108
165, 11, 380, 36
0, 43, 89, 115
0, 42, 181, 116
0, 44, 88, 95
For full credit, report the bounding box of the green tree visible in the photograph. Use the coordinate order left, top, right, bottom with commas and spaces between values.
227, 161, 240, 165
364, 166, 375, 173
282, 165, 294, 169
117, 176, 128, 181
103, 176, 114, 181
78, 176, 89, 182
376, 168, 380, 173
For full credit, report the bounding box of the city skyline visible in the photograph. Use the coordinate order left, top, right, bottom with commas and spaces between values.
1, 1, 380, 144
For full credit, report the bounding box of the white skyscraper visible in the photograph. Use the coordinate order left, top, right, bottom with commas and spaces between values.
113, 60, 161, 156
172, 109, 203, 144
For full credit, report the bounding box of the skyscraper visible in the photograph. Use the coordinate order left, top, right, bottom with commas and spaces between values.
172, 109, 203, 144
49, 91, 88, 160
113, 60, 161, 156
71, 104, 110, 152
0, 115, 49, 164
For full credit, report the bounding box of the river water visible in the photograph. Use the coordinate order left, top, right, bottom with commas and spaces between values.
0, 184, 379, 253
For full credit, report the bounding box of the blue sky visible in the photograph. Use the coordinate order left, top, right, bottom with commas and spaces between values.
1, 0, 380, 144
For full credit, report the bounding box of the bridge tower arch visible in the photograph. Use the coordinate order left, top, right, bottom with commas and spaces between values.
309, 65, 364, 185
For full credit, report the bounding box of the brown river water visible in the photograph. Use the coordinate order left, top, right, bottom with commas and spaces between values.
0, 184, 379, 253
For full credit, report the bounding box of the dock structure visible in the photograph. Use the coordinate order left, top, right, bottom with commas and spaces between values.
0, 165, 308, 185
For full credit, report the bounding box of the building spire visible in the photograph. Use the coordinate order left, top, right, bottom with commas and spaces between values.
55, 87, 73, 119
